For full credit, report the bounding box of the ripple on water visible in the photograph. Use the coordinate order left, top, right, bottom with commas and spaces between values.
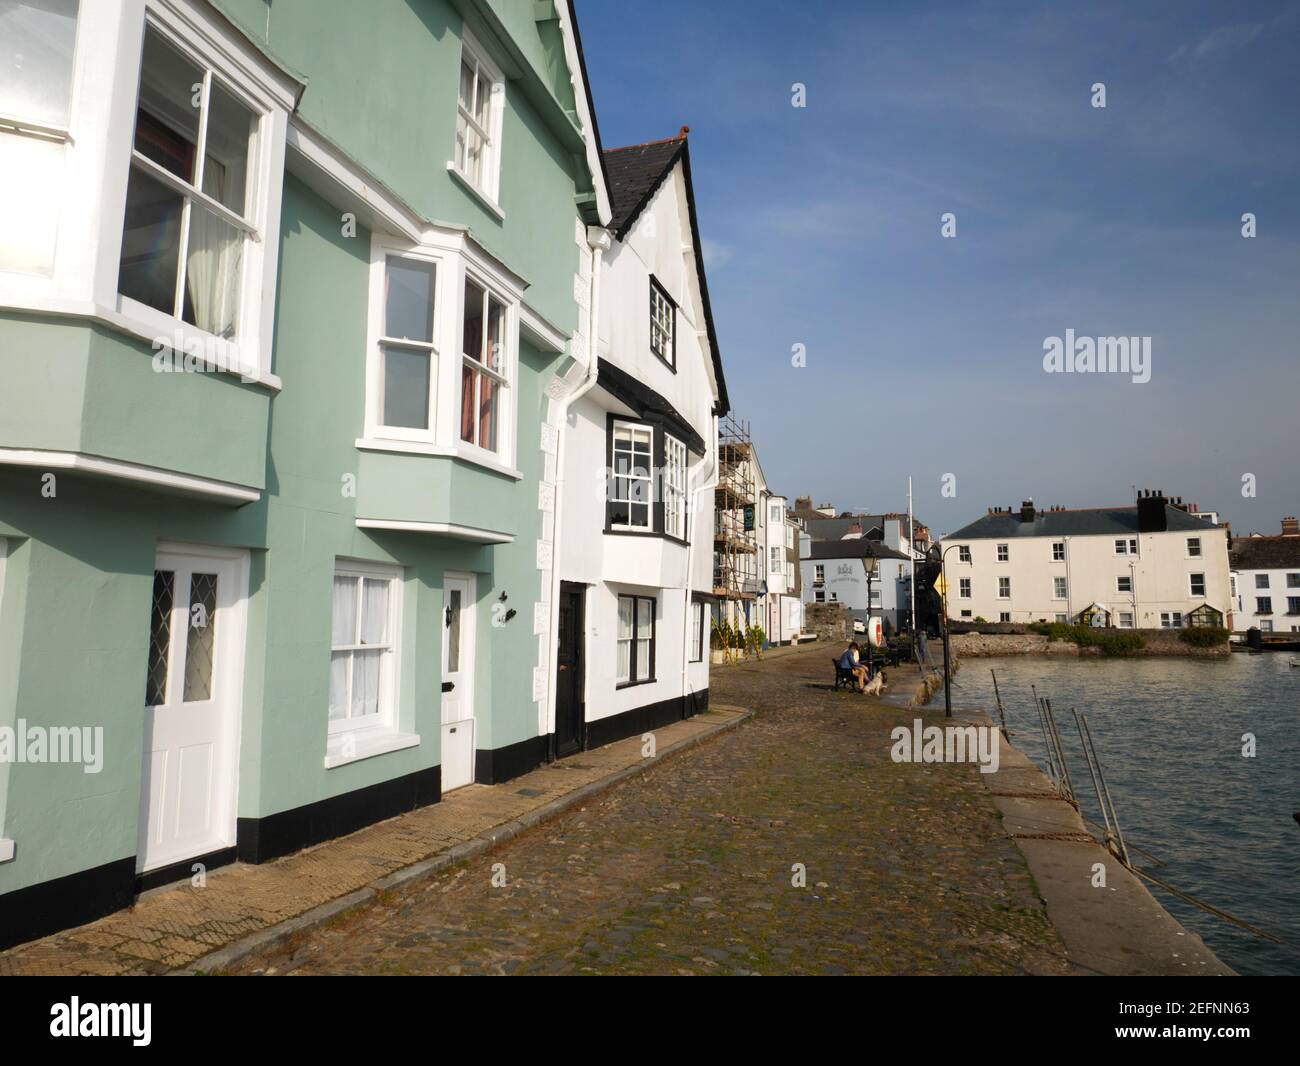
956, 651, 1300, 976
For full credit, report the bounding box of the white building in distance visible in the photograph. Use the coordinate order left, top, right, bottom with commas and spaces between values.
940, 491, 1230, 629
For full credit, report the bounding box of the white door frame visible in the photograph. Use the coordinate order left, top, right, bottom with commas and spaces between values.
139, 541, 249, 871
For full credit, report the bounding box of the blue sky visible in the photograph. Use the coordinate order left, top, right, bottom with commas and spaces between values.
577, 0, 1300, 536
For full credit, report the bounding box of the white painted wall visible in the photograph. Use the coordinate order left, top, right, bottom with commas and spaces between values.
1230, 567, 1300, 632
940, 525, 1231, 627
557, 153, 720, 727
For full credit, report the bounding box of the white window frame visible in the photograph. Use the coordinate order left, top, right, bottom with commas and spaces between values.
328, 560, 404, 742
959, 577, 971, 599
770, 503, 782, 524
663, 434, 686, 540
814, 564, 824, 587
998, 612, 1011, 623
609, 419, 654, 532
1255, 573, 1270, 589
448, 31, 504, 209
998, 576, 1011, 599
1116, 574, 1132, 594
364, 245, 444, 443
1189, 572, 1206, 598
1051, 541, 1065, 562
770, 546, 782, 574
814, 589, 825, 603
1118, 612, 1134, 629
689, 601, 704, 663
996, 543, 1009, 562
958, 545, 971, 563
1115, 538, 1138, 556
1186, 537, 1201, 558
1053, 576, 1067, 599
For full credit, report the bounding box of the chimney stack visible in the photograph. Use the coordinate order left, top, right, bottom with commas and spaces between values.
1020, 499, 1035, 523
1282, 516, 1299, 537
1137, 488, 1169, 533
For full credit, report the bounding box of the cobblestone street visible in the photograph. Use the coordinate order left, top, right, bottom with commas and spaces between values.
229, 646, 1072, 975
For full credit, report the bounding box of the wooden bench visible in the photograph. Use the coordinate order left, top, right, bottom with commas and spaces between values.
832, 658, 856, 691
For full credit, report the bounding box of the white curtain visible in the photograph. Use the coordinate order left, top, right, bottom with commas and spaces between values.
360, 579, 389, 644
351, 650, 381, 719
331, 576, 357, 645
328, 652, 348, 721
186, 160, 243, 337
617, 597, 632, 682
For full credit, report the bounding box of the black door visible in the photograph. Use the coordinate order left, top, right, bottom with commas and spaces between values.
555, 583, 585, 756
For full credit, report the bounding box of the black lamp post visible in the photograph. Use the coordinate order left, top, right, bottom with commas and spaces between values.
931, 543, 963, 719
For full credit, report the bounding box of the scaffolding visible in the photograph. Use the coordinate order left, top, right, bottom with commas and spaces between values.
712, 414, 758, 627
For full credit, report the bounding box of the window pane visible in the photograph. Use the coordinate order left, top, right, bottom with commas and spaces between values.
478, 373, 497, 452
486, 294, 504, 372
384, 256, 435, 342
473, 70, 489, 127
0, 132, 63, 276
446, 588, 461, 673
382, 345, 431, 428
202, 79, 255, 215
118, 165, 183, 314
618, 597, 633, 638
637, 598, 653, 639
146, 569, 174, 707
360, 578, 389, 645
0, 0, 79, 128
462, 278, 484, 362
135, 27, 203, 185
458, 59, 474, 110
331, 575, 358, 645
328, 651, 349, 721
183, 203, 243, 338
183, 572, 218, 702
459, 362, 475, 443
351, 649, 382, 718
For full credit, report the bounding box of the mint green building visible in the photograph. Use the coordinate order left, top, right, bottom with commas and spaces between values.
0, 0, 611, 948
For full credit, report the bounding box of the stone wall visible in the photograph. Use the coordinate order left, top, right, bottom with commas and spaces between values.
950, 630, 1229, 658
805, 602, 850, 643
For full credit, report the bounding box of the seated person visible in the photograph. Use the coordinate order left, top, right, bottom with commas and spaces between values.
838, 641, 870, 692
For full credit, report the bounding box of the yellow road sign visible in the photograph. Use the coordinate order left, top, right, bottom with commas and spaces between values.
933, 573, 948, 596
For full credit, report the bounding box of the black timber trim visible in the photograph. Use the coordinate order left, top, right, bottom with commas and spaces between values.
236, 766, 441, 864
475, 734, 549, 785
135, 846, 237, 894
584, 689, 709, 750
597, 358, 705, 456
0, 856, 136, 953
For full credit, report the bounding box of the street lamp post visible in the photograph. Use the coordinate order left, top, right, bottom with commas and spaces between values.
932, 543, 965, 719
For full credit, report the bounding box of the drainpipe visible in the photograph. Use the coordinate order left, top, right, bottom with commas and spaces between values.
545, 224, 609, 751
681, 411, 720, 706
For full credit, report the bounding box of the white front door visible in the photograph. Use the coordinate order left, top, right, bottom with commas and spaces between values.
139, 548, 246, 872
440, 573, 476, 792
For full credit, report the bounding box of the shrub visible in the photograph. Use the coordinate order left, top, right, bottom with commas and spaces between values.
1179, 626, 1229, 647
749, 625, 767, 647
1030, 622, 1145, 655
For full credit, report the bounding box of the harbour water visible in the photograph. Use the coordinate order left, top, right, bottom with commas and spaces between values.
955, 651, 1300, 976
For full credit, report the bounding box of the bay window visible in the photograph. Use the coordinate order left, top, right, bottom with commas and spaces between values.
460, 275, 508, 454
0, 0, 79, 277
118, 23, 261, 340
609, 420, 653, 530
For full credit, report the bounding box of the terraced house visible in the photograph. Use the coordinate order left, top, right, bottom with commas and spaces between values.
0, 0, 612, 949
552, 130, 729, 753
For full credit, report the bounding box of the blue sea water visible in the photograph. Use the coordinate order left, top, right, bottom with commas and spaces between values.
955, 651, 1300, 976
